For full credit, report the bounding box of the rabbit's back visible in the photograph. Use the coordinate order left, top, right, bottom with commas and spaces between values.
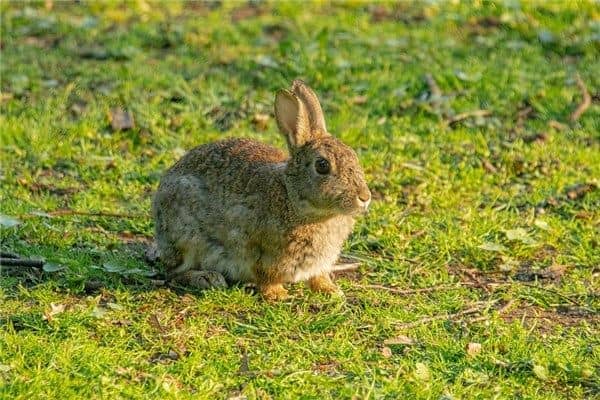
153, 138, 290, 281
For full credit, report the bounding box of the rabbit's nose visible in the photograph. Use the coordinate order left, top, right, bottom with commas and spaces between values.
356, 188, 371, 211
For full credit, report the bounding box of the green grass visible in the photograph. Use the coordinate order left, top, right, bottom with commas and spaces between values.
1, 1, 599, 399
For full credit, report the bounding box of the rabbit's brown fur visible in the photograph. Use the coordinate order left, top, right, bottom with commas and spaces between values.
152, 80, 370, 300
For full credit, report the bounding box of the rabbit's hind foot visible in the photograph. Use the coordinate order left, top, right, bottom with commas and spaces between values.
259, 283, 289, 301
308, 274, 343, 297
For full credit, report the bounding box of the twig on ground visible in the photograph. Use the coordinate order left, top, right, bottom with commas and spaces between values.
423, 73, 442, 98
0, 258, 44, 268
469, 299, 516, 323
515, 106, 534, 130
460, 269, 491, 293
548, 119, 568, 131
569, 73, 591, 122
0, 251, 20, 259
446, 109, 491, 126
394, 300, 499, 329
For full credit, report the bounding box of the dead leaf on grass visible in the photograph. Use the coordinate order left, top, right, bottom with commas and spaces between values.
381, 346, 393, 358
43, 302, 66, 321
108, 107, 135, 131
466, 342, 482, 357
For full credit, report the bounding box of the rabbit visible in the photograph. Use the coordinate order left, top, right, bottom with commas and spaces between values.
152, 80, 371, 300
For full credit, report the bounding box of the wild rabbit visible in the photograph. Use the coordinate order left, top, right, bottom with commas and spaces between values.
152, 80, 371, 300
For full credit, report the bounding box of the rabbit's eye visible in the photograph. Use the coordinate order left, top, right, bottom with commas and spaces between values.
315, 158, 330, 175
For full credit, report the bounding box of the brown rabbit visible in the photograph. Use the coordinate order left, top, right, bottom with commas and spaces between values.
152, 80, 371, 300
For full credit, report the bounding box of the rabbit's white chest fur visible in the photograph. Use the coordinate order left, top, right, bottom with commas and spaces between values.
286, 215, 354, 283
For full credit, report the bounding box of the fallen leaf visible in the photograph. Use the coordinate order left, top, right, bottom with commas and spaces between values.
381, 346, 393, 358
108, 107, 135, 131
43, 263, 65, 272
44, 302, 66, 321
466, 342, 482, 357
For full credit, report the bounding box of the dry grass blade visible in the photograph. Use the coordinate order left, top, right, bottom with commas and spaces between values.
446, 109, 492, 126
469, 299, 516, 323
569, 74, 591, 122
424, 73, 442, 97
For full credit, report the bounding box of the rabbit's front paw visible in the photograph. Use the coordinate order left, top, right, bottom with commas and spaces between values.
308, 274, 343, 296
171, 270, 228, 289
259, 284, 289, 301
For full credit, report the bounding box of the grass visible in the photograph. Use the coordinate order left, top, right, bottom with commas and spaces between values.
1, 1, 599, 399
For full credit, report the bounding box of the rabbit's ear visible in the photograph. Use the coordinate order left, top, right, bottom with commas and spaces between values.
291, 80, 327, 134
275, 89, 312, 149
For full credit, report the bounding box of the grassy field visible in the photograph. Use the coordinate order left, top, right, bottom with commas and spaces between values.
1, 1, 599, 399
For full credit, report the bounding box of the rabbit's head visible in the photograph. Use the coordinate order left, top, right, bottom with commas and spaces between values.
275, 80, 371, 219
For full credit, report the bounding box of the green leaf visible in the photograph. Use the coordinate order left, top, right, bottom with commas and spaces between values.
102, 263, 125, 273
504, 228, 536, 244
43, 263, 65, 272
